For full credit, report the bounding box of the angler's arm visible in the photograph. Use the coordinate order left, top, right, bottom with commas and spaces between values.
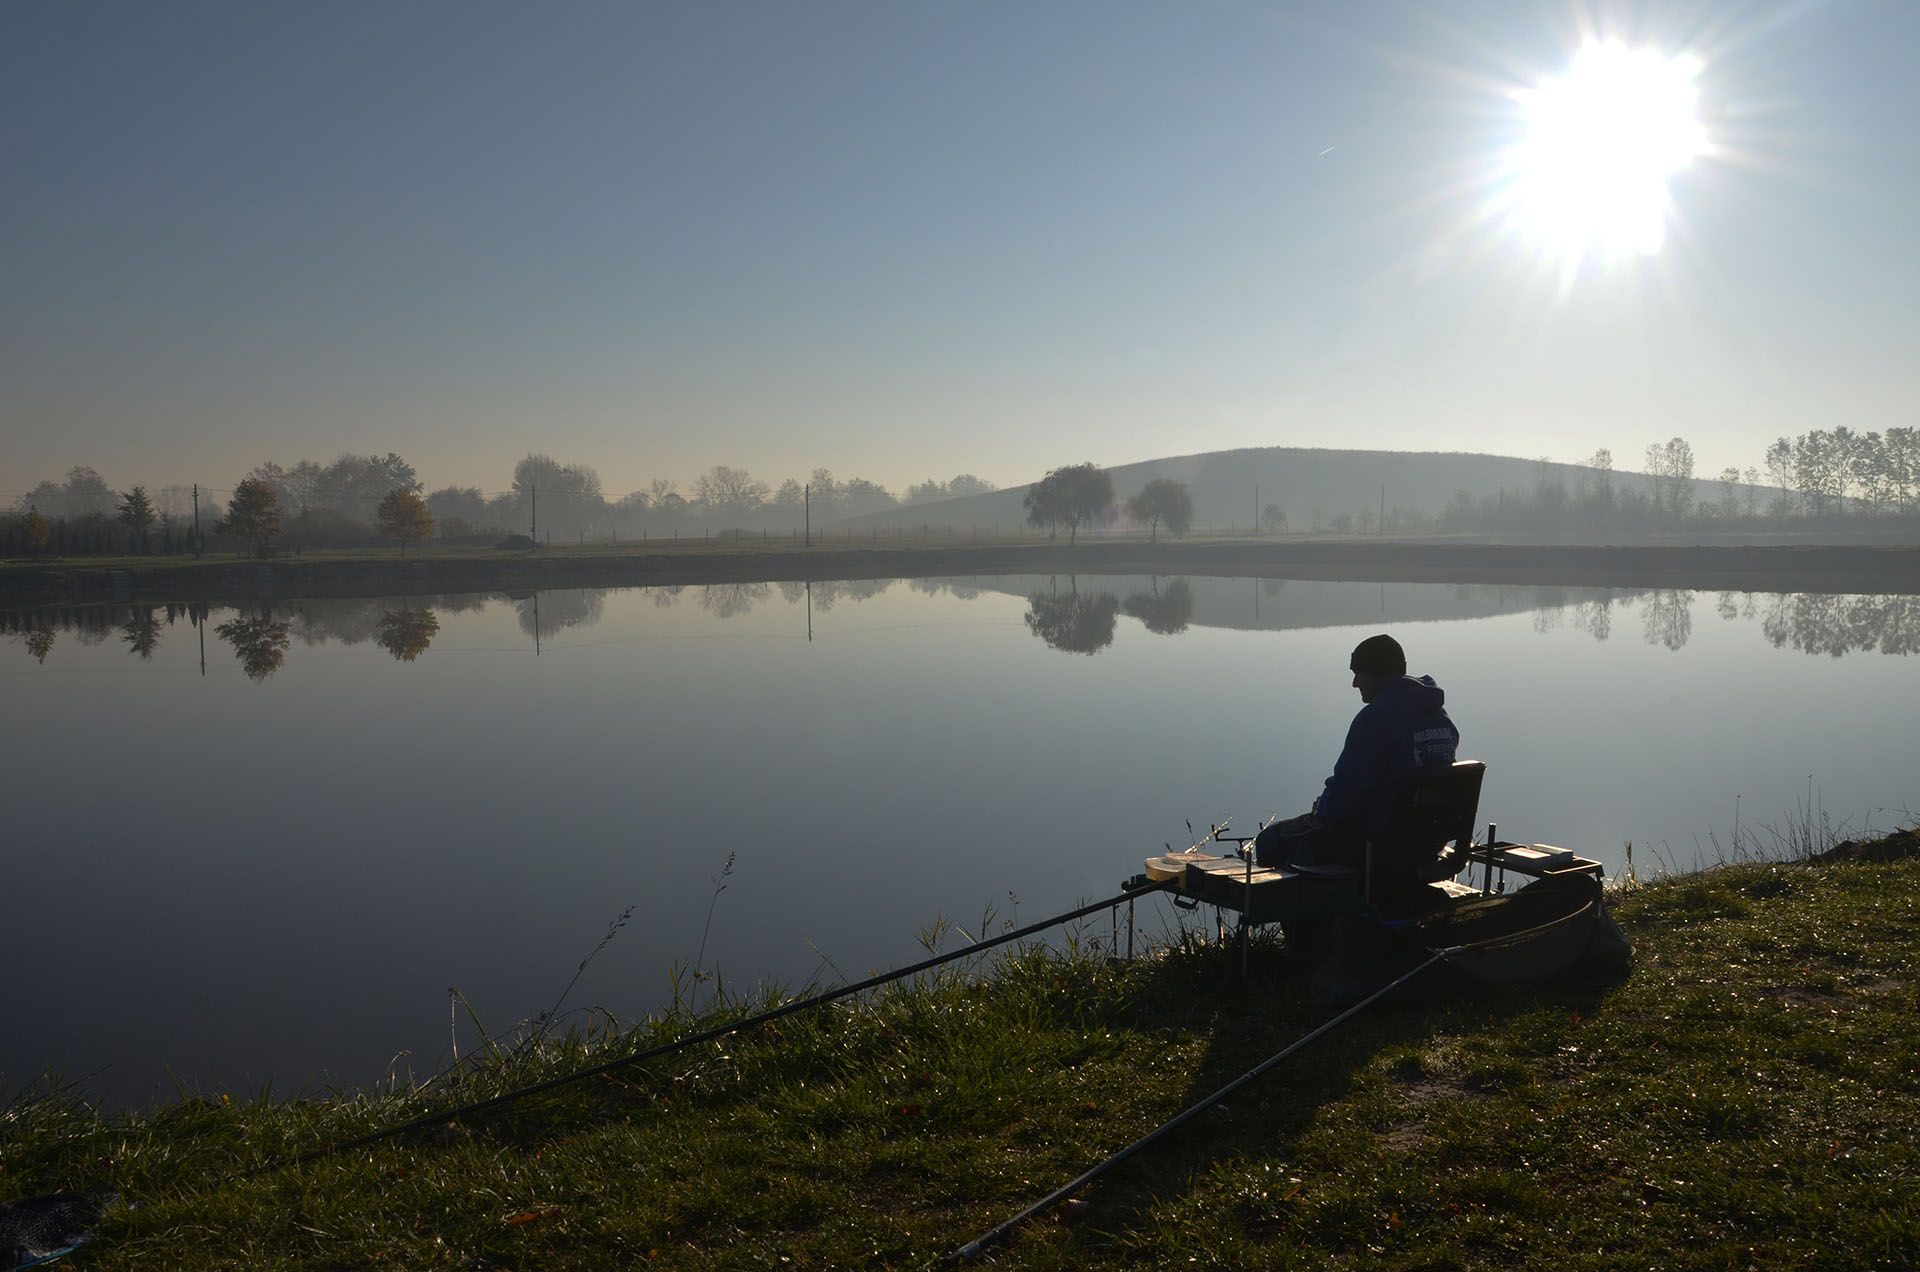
1313, 709, 1389, 825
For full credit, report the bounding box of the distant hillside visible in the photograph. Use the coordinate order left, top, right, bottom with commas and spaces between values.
840, 446, 1656, 532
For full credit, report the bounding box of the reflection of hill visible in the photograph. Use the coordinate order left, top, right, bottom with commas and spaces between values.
9, 584, 1920, 665
946, 574, 1656, 638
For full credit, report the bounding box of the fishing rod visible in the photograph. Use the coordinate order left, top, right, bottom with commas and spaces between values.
265, 877, 1173, 1177
949, 890, 1602, 1263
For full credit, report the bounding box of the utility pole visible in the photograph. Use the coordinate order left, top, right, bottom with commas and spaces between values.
804, 483, 811, 546
191, 483, 201, 557
1379, 485, 1386, 536
1254, 486, 1260, 537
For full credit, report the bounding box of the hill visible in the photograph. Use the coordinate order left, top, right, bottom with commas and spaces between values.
847, 446, 1658, 532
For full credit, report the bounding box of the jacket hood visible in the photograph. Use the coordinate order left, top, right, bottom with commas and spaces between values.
1376, 673, 1445, 713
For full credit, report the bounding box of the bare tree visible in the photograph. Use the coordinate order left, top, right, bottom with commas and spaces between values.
693, 465, 770, 518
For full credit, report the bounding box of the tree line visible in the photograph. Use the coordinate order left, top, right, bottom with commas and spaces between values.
9, 426, 1916, 559
2, 455, 1000, 557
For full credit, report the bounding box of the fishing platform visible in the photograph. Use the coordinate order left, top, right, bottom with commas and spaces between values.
1142, 838, 1603, 924
1135, 760, 1605, 929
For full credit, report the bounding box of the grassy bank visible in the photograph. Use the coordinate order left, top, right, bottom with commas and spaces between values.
5, 538, 1920, 606
6, 838, 1919, 1268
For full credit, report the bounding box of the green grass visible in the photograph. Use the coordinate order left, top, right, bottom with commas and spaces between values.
6, 852, 1919, 1268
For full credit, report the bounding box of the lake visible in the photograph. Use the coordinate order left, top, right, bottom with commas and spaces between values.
5, 573, 1914, 1106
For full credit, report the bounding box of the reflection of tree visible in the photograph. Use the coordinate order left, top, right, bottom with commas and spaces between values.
777, 581, 806, 604
376, 609, 440, 661
1639, 590, 1694, 651
1261, 579, 1285, 598
25, 627, 55, 663
811, 579, 893, 612
1571, 595, 1615, 642
121, 607, 162, 659
293, 599, 383, 646
1762, 593, 1920, 657
650, 585, 683, 608
216, 613, 293, 682
1121, 577, 1194, 636
517, 590, 604, 639
1024, 587, 1120, 655
699, 582, 771, 619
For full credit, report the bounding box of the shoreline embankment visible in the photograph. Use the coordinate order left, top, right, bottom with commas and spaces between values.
5, 539, 1920, 607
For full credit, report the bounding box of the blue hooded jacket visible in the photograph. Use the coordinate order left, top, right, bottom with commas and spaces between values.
1312, 674, 1460, 833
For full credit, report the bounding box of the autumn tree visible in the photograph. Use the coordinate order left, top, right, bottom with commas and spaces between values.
376, 488, 435, 554
216, 478, 284, 556
1124, 478, 1193, 542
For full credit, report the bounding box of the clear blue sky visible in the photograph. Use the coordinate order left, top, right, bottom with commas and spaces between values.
3, 0, 1915, 497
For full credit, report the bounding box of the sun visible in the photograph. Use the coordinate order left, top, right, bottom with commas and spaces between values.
1494, 41, 1708, 261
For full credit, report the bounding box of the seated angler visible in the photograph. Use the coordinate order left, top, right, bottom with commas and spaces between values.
1254, 634, 1459, 871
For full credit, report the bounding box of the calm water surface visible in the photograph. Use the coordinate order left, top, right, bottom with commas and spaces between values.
6, 575, 1915, 1104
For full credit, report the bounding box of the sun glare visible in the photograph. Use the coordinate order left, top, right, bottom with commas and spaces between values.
1497, 41, 1708, 262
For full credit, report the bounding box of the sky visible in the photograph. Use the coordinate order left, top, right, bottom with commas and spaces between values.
3, 0, 1916, 500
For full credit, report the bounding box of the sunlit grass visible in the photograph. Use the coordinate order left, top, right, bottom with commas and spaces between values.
5, 839, 1918, 1268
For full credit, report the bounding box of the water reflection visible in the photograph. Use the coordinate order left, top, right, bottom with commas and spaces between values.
121, 607, 163, 659
1121, 577, 1195, 636
216, 612, 293, 682
810, 578, 893, 612
1639, 590, 1694, 652
1761, 592, 1920, 657
376, 609, 440, 661
1024, 585, 1121, 654
700, 582, 771, 619
6, 581, 1920, 672
516, 589, 604, 640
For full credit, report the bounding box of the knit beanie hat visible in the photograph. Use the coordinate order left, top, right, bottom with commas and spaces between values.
1349, 633, 1406, 677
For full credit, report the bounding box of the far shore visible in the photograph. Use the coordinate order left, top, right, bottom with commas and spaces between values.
4, 536, 1920, 606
